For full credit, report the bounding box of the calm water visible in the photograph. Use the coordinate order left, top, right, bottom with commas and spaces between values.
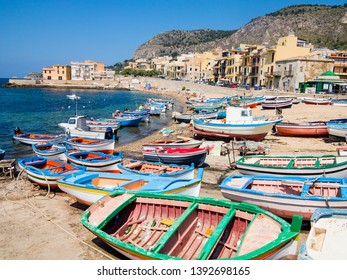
0, 78, 184, 159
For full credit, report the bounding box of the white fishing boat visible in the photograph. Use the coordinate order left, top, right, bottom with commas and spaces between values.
58, 116, 118, 140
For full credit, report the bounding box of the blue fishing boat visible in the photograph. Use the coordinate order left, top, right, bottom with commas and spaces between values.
96, 115, 142, 127
65, 150, 123, 172
57, 168, 204, 205
17, 157, 85, 188
220, 174, 347, 220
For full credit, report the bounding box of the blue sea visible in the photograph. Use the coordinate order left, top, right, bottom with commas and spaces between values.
0, 78, 184, 159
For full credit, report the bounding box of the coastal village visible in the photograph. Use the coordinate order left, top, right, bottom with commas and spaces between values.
1, 31, 347, 261
8, 34, 347, 94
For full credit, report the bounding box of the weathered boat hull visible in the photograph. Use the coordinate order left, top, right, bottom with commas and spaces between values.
275, 122, 328, 137
63, 137, 115, 154
57, 168, 204, 205
143, 148, 207, 167
220, 174, 347, 220
81, 190, 303, 260
236, 155, 347, 177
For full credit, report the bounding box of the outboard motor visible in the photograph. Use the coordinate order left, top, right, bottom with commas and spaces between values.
105, 127, 113, 140
14, 127, 21, 135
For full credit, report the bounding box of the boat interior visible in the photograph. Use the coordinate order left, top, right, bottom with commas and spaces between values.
251, 157, 336, 168
88, 194, 284, 260
229, 178, 343, 198
122, 160, 185, 174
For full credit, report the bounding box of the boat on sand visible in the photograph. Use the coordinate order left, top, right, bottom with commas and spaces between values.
80, 190, 303, 260
220, 174, 347, 220
57, 168, 204, 205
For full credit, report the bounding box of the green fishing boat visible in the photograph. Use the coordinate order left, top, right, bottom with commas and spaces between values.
80, 190, 303, 260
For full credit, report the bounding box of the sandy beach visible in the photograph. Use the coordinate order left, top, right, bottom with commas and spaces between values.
0, 77, 346, 260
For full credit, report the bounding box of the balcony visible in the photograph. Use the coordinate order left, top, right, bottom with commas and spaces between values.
248, 72, 258, 77
264, 72, 273, 77
284, 70, 293, 77
273, 71, 281, 77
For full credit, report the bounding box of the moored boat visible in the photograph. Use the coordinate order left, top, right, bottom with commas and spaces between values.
220, 174, 347, 220
192, 107, 282, 141
80, 190, 303, 260
57, 168, 204, 205
142, 138, 202, 150
275, 121, 328, 137
17, 157, 85, 188
117, 159, 195, 179
236, 154, 347, 177
97, 115, 142, 127
65, 151, 123, 172
32, 142, 68, 161
58, 116, 118, 140
64, 137, 115, 154
298, 208, 347, 259
13, 128, 63, 145
143, 147, 208, 167
303, 97, 331, 105
261, 99, 293, 110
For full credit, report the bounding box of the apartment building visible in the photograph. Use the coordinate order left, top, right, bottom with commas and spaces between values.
225, 49, 244, 85
260, 35, 313, 89
70, 60, 105, 80
276, 52, 334, 92
42, 65, 71, 80
239, 44, 264, 87
326, 51, 347, 80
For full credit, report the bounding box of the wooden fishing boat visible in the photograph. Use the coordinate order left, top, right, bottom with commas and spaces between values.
57, 168, 204, 205
303, 97, 331, 105
32, 143, 67, 161
117, 159, 195, 179
261, 99, 293, 110
63, 137, 115, 154
220, 174, 347, 220
13, 128, 63, 145
123, 109, 150, 122
65, 151, 123, 172
337, 146, 347, 156
80, 190, 303, 260
275, 121, 328, 137
58, 116, 118, 140
143, 147, 208, 167
17, 157, 85, 188
172, 111, 218, 123
331, 99, 347, 107
85, 120, 120, 132
187, 101, 224, 112
192, 107, 282, 141
142, 138, 202, 150
236, 154, 347, 177
298, 208, 347, 260
326, 122, 347, 142
96, 116, 142, 127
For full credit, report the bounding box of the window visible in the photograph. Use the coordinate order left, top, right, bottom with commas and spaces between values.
58, 76, 62, 80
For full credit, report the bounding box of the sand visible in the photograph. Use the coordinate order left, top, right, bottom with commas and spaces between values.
0, 77, 346, 260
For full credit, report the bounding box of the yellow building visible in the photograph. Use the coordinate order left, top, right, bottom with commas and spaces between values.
225, 49, 244, 85
42, 65, 71, 80
260, 35, 313, 89
327, 51, 347, 80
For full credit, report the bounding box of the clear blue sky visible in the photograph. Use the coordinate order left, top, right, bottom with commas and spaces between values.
0, 0, 345, 77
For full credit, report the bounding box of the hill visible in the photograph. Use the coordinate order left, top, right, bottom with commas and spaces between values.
133, 4, 347, 60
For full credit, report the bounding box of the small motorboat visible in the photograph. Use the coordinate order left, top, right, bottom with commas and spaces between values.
143, 147, 208, 167
80, 190, 303, 260
65, 151, 123, 172
57, 168, 204, 205
17, 157, 85, 188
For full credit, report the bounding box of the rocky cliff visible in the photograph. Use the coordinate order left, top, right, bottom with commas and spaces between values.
133, 4, 347, 60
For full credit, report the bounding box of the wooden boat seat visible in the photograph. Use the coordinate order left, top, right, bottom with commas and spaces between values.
124, 162, 143, 169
